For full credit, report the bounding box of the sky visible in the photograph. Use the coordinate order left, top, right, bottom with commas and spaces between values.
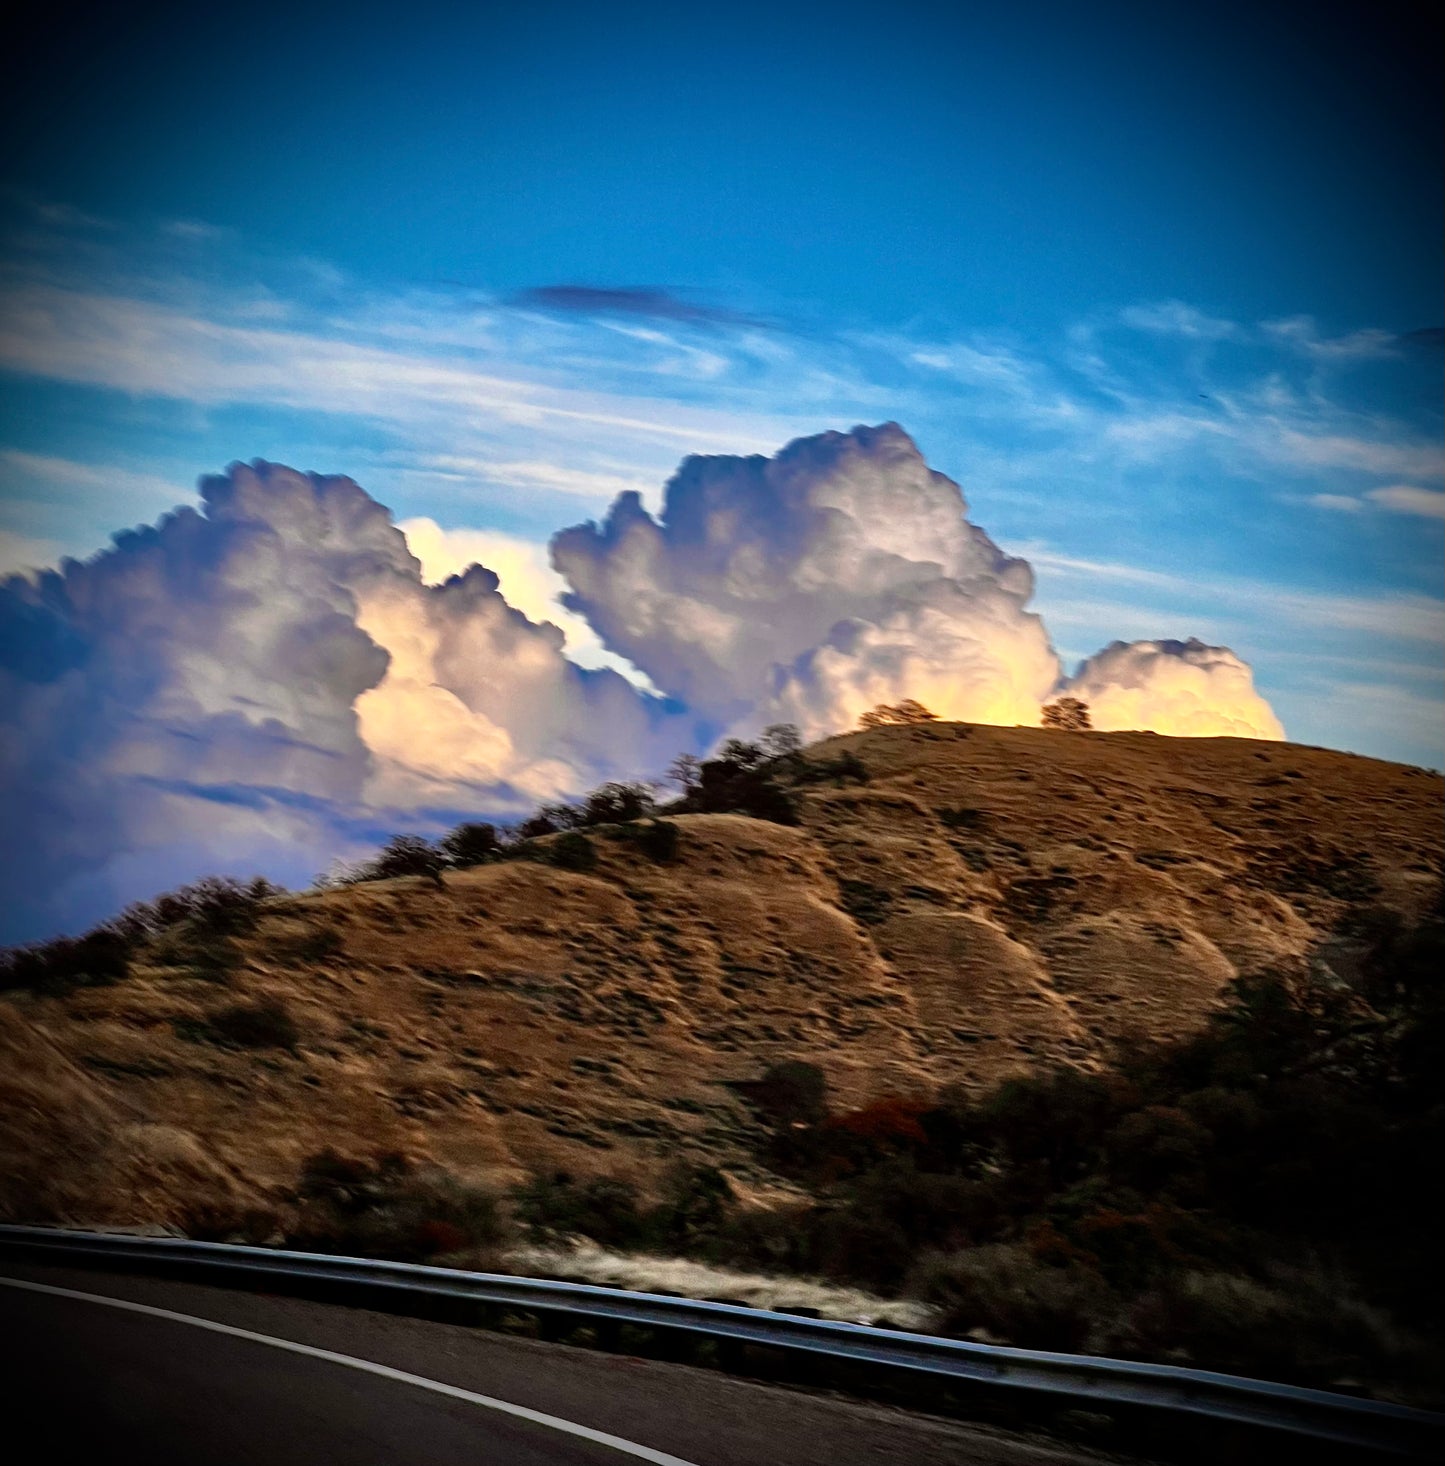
0, 0, 1441, 939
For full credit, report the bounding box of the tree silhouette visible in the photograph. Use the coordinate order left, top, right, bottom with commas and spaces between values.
666, 752, 702, 792
1042, 697, 1092, 731
441, 822, 497, 867
760, 722, 803, 760
859, 699, 939, 729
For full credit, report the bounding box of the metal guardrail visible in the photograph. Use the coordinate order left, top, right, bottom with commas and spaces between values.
2, 1224, 1439, 1458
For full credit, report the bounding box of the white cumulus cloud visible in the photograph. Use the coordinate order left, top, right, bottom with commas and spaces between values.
0, 462, 691, 942
551, 422, 1061, 738
1064, 638, 1286, 740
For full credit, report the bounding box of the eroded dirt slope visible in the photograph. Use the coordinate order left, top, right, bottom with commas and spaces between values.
4, 723, 1440, 1228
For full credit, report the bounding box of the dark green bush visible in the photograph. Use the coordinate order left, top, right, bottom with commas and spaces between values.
0, 874, 284, 995
294, 1150, 510, 1262
0, 926, 131, 994
549, 830, 597, 871
205, 998, 300, 1051
365, 834, 446, 885
442, 822, 498, 867
513, 1172, 649, 1248
790, 751, 869, 786
582, 782, 655, 825
1102, 1105, 1212, 1196
743, 1059, 829, 1128
515, 804, 579, 839
654, 1164, 734, 1250
907, 1244, 1117, 1352
117, 875, 282, 942
678, 742, 797, 824
635, 819, 679, 863
1125, 1267, 1417, 1389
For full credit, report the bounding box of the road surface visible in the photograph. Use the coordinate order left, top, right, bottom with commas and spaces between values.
0, 1260, 1115, 1465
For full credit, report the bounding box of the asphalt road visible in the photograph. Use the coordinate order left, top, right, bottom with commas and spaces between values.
0, 1261, 1114, 1466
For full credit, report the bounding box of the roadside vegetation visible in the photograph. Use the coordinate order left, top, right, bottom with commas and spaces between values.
501, 891, 1445, 1399
204, 886, 1443, 1402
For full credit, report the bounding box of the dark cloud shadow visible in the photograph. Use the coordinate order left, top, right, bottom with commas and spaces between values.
506, 283, 768, 328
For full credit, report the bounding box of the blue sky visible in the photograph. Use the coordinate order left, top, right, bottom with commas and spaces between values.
2, 0, 1442, 767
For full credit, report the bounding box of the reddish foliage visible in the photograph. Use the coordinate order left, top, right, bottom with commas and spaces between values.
827, 1096, 930, 1146
1025, 1218, 1098, 1269
414, 1218, 470, 1255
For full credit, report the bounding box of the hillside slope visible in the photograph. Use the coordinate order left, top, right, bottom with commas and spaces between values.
3, 723, 1440, 1230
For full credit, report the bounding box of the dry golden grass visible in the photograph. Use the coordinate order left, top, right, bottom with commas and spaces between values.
3, 722, 1440, 1231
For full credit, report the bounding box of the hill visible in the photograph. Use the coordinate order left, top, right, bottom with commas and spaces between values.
4, 721, 1440, 1230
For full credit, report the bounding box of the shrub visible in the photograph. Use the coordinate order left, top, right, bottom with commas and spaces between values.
790, 751, 869, 787
441, 822, 498, 867
1, 874, 286, 995
295, 1150, 510, 1263
549, 830, 597, 871
0, 926, 131, 995
682, 747, 796, 824
842, 1165, 1000, 1265
788, 1199, 914, 1286
666, 752, 702, 793
581, 781, 655, 826
977, 1067, 1132, 1187
711, 1201, 818, 1273
366, 834, 446, 886
513, 1172, 649, 1248
745, 1059, 829, 1128
828, 1097, 930, 1150
654, 1163, 734, 1250
1068, 1205, 1198, 1290
635, 819, 679, 863
1102, 1105, 1212, 1196
907, 1244, 1117, 1352
1125, 1267, 1417, 1388
117, 875, 282, 942
515, 805, 579, 839
717, 737, 764, 769
205, 998, 300, 1051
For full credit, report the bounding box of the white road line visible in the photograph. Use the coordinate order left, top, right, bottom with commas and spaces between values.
0, 1275, 703, 1466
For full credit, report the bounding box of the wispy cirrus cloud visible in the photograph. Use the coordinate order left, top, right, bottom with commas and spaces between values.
1266, 426, 1443, 482
1118, 300, 1240, 340
1367, 484, 1445, 520
1263, 315, 1401, 362
1307, 485, 1445, 520
1026, 542, 1444, 647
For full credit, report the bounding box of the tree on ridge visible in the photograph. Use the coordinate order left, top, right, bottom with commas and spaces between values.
858, 699, 939, 729
1042, 697, 1092, 731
